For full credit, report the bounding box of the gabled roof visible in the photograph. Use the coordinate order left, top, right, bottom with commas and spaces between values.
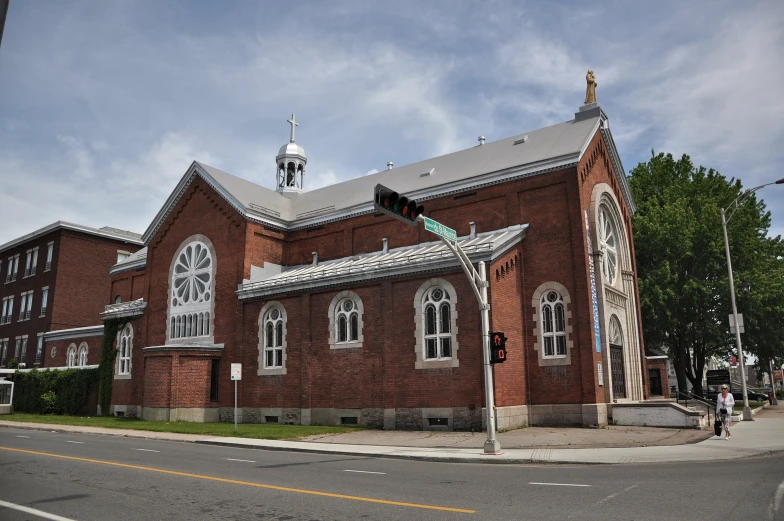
237, 224, 528, 300
0, 221, 143, 255
142, 105, 631, 244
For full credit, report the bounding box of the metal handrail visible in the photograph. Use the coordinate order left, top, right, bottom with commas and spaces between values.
673, 390, 716, 425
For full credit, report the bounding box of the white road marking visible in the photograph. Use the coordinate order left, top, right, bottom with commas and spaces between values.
15, 435, 30, 438
65, 441, 84, 444
0, 499, 78, 521
344, 470, 387, 475
768, 479, 784, 520
529, 482, 592, 487
598, 484, 638, 505
225, 458, 256, 463
134, 448, 160, 452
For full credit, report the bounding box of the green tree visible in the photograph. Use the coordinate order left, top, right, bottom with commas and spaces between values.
629, 152, 783, 395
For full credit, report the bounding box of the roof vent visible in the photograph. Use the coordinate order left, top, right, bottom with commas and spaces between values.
387, 161, 394, 170
478, 136, 485, 146
312, 251, 318, 266
513, 135, 529, 145
420, 168, 435, 178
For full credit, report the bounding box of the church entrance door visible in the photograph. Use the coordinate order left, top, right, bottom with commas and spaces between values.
610, 345, 626, 399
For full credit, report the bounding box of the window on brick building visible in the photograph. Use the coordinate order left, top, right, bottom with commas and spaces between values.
114, 295, 122, 304
168, 238, 215, 342
13, 337, 21, 360
35, 335, 43, 365
532, 282, 573, 366
210, 359, 220, 402
78, 343, 88, 367
257, 302, 287, 376
40, 288, 48, 317
66, 344, 77, 368
540, 291, 567, 358
19, 336, 28, 365
0, 339, 8, 366
117, 251, 130, 263
0, 296, 10, 324
117, 325, 133, 376
413, 279, 459, 369
598, 205, 620, 285
45, 243, 54, 271
328, 291, 363, 350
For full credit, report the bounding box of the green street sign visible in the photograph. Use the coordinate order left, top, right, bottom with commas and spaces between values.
423, 217, 457, 242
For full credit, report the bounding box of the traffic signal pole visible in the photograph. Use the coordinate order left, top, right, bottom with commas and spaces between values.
373, 184, 500, 453
427, 218, 500, 454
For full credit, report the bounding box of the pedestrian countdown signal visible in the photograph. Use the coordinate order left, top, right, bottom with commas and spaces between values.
490, 332, 507, 364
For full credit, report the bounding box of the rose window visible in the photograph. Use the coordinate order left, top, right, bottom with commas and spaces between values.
172, 242, 212, 307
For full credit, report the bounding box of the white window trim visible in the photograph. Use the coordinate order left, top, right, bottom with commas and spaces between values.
532, 282, 574, 367
19, 335, 28, 364
414, 278, 459, 369
166, 234, 217, 345
328, 290, 364, 350
66, 343, 77, 368
78, 342, 89, 367
115, 324, 133, 379
257, 301, 287, 376
40, 287, 49, 317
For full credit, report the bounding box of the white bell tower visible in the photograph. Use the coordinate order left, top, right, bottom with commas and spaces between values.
275, 114, 307, 196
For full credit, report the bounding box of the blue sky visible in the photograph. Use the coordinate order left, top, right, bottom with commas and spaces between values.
1, 1, 783, 244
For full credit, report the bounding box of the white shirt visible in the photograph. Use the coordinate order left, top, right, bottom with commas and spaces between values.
717, 392, 735, 414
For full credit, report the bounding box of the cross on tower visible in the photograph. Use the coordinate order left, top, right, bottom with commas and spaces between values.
287, 114, 299, 143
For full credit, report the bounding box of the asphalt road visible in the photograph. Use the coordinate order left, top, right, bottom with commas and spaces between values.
0, 427, 782, 521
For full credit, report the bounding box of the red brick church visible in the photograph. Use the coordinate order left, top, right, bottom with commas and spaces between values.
52, 92, 648, 429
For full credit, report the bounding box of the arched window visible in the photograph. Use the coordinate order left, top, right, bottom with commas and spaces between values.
414, 279, 459, 369
66, 344, 77, 368
169, 237, 215, 342
328, 291, 364, 349
78, 343, 88, 367
598, 204, 619, 285
258, 302, 287, 375
532, 282, 573, 366
117, 325, 133, 377
114, 295, 122, 304
540, 291, 567, 358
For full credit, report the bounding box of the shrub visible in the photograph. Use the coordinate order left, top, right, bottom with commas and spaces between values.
11, 367, 99, 415
6, 358, 18, 369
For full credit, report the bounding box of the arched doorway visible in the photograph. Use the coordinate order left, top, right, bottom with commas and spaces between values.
609, 316, 626, 399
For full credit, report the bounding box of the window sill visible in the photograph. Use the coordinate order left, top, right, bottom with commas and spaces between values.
330, 341, 362, 350
258, 367, 287, 376
114, 373, 132, 380
416, 358, 459, 370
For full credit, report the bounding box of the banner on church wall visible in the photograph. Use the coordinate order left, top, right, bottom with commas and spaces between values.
584, 209, 602, 353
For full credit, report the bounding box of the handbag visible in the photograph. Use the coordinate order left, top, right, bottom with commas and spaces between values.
720, 408, 728, 414
714, 419, 722, 436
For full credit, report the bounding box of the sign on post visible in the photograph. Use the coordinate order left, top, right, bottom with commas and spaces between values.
231, 363, 242, 381
423, 217, 457, 242
729, 313, 744, 334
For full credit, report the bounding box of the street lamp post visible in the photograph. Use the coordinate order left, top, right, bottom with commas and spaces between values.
721, 177, 784, 421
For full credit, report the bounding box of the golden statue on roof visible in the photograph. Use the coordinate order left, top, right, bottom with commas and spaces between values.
584, 70, 597, 104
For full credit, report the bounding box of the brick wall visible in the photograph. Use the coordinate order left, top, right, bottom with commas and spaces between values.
46, 334, 102, 367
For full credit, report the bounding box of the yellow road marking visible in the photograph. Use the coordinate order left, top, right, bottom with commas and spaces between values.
0, 446, 475, 514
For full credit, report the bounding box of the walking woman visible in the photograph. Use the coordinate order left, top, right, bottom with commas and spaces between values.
717, 384, 735, 440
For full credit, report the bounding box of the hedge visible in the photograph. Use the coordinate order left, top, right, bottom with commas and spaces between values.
11, 367, 99, 415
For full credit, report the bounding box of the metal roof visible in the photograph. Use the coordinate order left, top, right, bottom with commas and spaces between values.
109, 247, 148, 275
237, 224, 528, 300
100, 298, 147, 319
0, 221, 143, 255
142, 108, 624, 243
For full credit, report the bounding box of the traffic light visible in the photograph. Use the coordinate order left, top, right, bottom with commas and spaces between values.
490, 332, 507, 364
374, 183, 424, 227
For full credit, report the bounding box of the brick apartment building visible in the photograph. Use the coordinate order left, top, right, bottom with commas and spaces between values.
0, 222, 143, 369
54, 96, 648, 429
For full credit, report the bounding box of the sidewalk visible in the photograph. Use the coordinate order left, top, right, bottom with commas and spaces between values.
2, 406, 782, 465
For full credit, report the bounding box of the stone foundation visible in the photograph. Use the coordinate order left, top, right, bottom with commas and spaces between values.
142, 407, 218, 422
482, 405, 529, 431
110, 404, 142, 418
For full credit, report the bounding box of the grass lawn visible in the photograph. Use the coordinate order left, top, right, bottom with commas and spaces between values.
1, 413, 368, 440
